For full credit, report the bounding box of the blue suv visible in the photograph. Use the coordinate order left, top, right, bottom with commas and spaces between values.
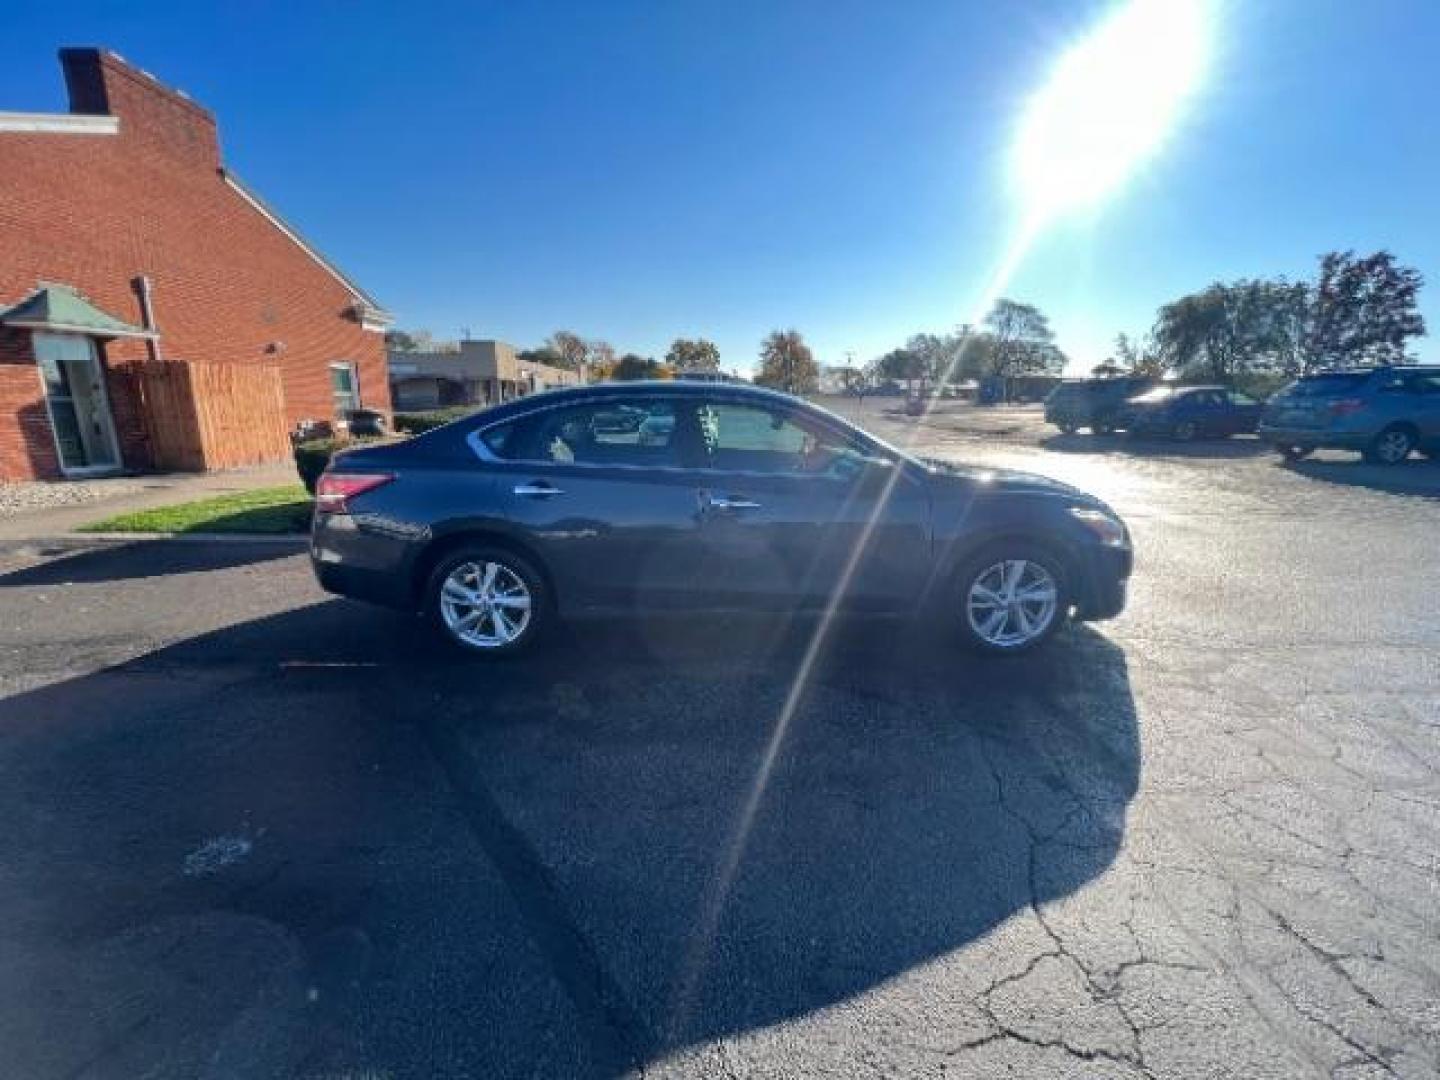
1260, 367, 1440, 464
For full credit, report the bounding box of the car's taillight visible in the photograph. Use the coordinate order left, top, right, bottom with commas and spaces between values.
314, 472, 394, 514
1329, 397, 1365, 416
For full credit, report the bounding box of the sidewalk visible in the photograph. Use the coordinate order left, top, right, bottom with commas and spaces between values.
0, 462, 299, 544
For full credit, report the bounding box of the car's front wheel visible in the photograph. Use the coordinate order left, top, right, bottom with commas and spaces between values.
426, 546, 548, 656
955, 544, 1070, 654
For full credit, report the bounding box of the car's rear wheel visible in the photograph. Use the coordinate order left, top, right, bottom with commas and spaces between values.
1364, 425, 1416, 465
426, 546, 548, 656
1278, 444, 1311, 462
1091, 421, 1114, 436
1172, 420, 1198, 441
955, 544, 1069, 655
1056, 420, 1078, 435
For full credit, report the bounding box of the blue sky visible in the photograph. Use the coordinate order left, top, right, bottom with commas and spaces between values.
4, 1, 1437, 373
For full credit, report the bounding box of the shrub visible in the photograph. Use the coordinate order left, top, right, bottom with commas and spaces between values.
393, 406, 478, 435
293, 436, 389, 494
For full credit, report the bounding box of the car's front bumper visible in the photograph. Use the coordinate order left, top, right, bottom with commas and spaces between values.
1073, 543, 1131, 621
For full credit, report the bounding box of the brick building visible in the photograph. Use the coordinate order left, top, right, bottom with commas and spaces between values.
0, 48, 391, 480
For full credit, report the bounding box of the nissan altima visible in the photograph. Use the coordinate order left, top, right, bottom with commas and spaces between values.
310, 382, 1132, 655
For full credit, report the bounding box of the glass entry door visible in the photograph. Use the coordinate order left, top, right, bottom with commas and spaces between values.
34, 332, 120, 474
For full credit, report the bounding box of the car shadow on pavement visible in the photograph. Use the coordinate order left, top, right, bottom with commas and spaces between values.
0, 538, 301, 587
0, 598, 1139, 1078
1284, 457, 1440, 500
1040, 431, 1269, 459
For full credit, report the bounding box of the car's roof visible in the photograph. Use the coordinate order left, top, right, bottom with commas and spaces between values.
480, 379, 796, 417
1298, 365, 1432, 377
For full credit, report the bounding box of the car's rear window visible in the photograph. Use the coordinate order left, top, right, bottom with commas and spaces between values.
1286, 373, 1370, 397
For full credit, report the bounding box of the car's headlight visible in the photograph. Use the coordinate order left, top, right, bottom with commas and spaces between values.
1070, 506, 1128, 547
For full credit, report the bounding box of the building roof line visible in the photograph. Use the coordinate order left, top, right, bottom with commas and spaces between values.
0, 111, 119, 135
220, 169, 391, 323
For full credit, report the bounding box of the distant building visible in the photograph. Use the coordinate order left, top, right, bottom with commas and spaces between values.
387, 339, 580, 411
0, 48, 390, 479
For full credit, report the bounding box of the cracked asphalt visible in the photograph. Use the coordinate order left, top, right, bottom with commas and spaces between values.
1, 402, 1437, 1079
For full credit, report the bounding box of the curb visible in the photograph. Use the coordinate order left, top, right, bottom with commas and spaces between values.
0, 532, 309, 556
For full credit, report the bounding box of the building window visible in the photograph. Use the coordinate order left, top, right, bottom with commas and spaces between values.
330, 362, 360, 417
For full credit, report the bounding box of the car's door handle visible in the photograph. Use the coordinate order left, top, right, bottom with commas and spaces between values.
513, 481, 564, 497
704, 492, 761, 512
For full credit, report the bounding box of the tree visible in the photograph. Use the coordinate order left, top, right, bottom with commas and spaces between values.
665, 338, 721, 372
983, 300, 1064, 377
755, 330, 818, 394
545, 331, 590, 372
611, 353, 660, 381
385, 329, 422, 352
1152, 279, 1308, 382
587, 339, 616, 379
1303, 250, 1425, 370
518, 345, 566, 368
871, 347, 926, 392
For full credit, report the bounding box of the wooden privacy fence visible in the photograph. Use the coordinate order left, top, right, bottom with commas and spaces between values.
120, 359, 290, 472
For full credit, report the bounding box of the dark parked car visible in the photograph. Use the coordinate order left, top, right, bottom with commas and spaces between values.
1045, 376, 1156, 435
1259, 366, 1440, 464
1116, 385, 1263, 440
311, 383, 1132, 656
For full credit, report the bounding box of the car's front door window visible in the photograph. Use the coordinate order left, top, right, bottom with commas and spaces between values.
695, 401, 890, 480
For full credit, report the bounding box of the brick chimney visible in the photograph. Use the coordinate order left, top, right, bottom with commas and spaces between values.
58, 47, 220, 170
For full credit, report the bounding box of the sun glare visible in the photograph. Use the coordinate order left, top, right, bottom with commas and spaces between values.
1014, 0, 1210, 218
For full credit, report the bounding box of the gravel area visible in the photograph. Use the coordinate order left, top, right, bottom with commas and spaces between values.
0, 478, 147, 516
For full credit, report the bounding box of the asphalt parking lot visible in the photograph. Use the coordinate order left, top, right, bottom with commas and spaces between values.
2, 404, 1438, 1079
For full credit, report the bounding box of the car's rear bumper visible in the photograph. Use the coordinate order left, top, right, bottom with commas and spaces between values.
310, 512, 419, 610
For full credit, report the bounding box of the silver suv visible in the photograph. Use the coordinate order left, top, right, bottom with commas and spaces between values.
1259, 366, 1440, 464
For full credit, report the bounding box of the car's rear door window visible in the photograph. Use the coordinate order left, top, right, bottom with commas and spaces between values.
506, 399, 685, 467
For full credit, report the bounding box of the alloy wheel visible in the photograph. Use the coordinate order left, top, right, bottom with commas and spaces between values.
1374, 429, 1414, 465
965, 559, 1059, 649
439, 560, 533, 648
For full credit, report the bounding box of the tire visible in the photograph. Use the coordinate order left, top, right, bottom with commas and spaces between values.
954, 542, 1071, 655
1091, 421, 1114, 436
1278, 444, 1311, 462
1056, 421, 1078, 435
1172, 420, 1198, 442
425, 545, 550, 656
1363, 425, 1417, 466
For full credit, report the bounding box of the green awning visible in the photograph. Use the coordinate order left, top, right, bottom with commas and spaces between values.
0, 283, 155, 339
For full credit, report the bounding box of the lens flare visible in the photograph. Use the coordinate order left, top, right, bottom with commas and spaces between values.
671, 0, 1213, 1029
1014, 0, 1210, 218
